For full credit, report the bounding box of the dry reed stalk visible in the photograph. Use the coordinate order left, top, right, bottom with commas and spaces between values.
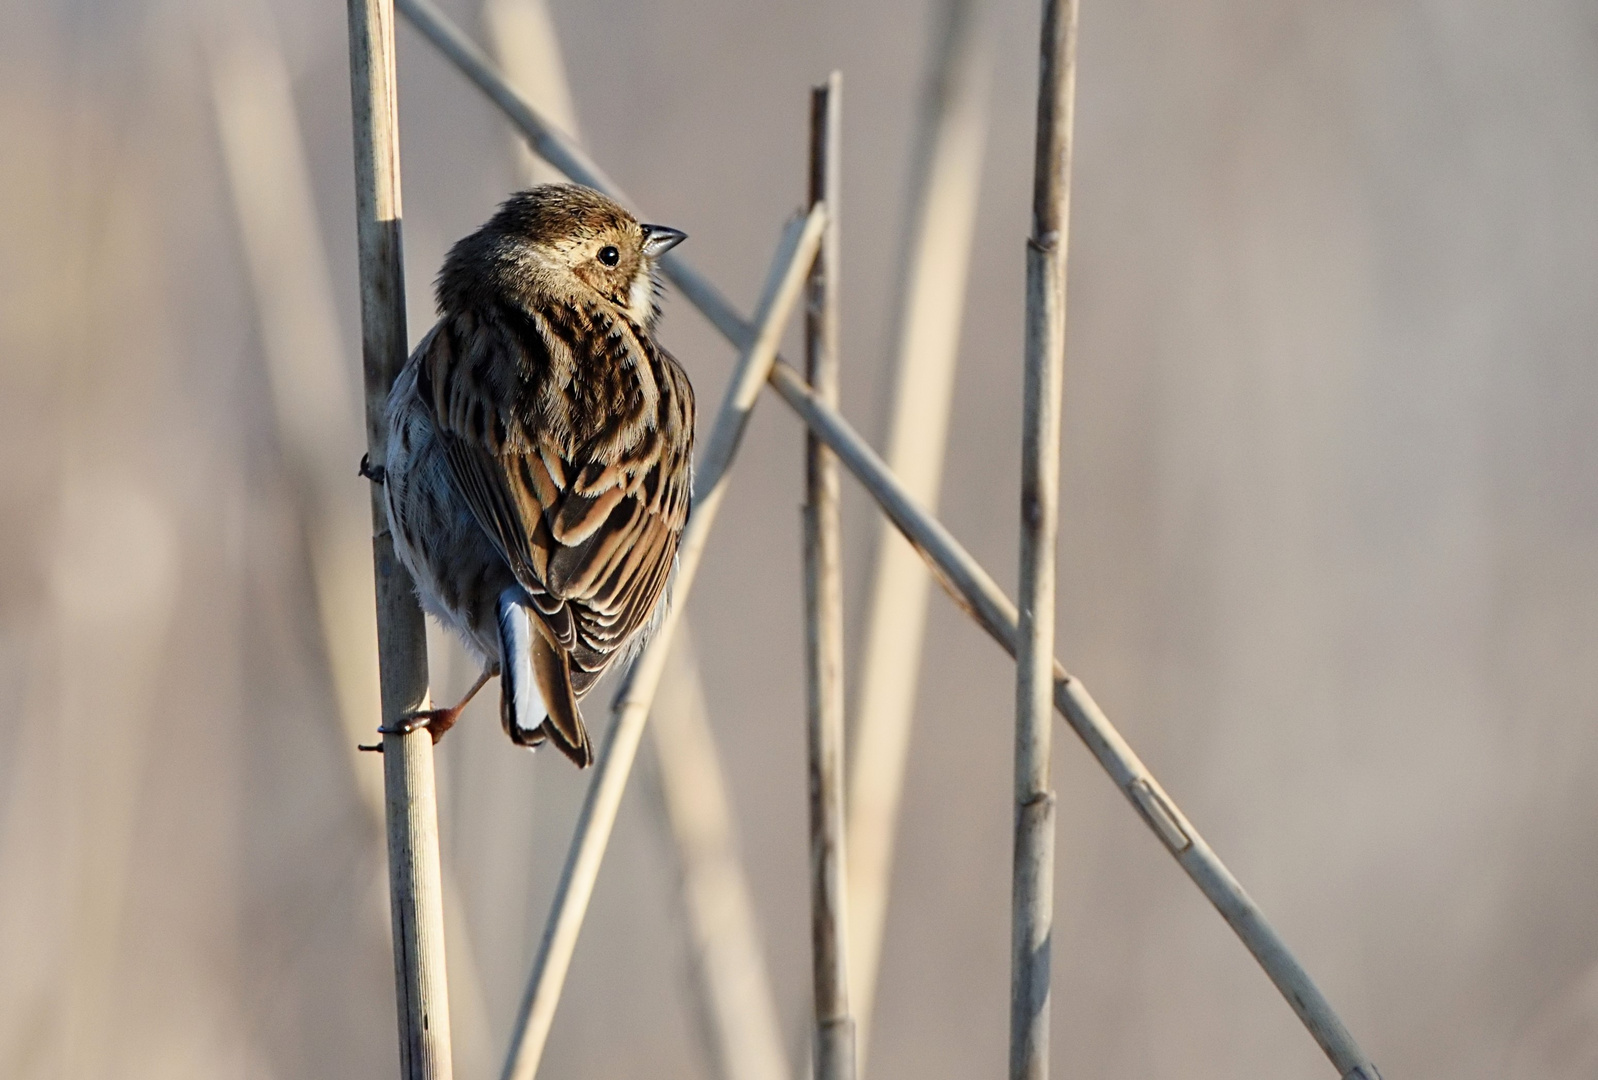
481, 0, 581, 187
345, 1, 453, 1075
804, 74, 857, 1080
500, 207, 827, 1080
650, 632, 791, 1080
388, 6, 1380, 1073
845, 0, 991, 1050
1011, 1, 1075, 1076
205, 0, 383, 826
208, 18, 498, 1074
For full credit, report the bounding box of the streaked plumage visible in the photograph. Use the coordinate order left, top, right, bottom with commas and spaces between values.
381, 183, 694, 767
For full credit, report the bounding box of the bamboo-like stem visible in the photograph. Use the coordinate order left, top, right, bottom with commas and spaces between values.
388, 6, 1380, 1073
500, 207, 827, 1080
1011, 1, 1075, 1077
804, 74, 856, 1080
650, 630, 791, 1080
846, 0, 991, 1051
345, 2, 453, 1076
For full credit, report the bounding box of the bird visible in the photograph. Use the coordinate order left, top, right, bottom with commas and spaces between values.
373, 182, 694, 768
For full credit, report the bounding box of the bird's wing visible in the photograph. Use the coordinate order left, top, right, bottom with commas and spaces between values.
419, 305, 693, 694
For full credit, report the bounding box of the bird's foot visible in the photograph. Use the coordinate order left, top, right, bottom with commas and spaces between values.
358, 453, 386, 484
356, 702, 467, 753
394, 703, 467, 742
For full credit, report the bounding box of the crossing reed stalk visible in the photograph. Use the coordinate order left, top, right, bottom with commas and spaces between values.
346, 1, 453, 1075
764, 360, 1382, 1080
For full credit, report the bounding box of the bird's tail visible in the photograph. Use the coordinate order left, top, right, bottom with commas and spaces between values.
497, 588, 593, 768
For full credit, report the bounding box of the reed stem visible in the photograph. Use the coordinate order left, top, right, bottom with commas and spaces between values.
1011, 1, 1076, 1076
346, 1, 453, 1075
804, 74, 857, 1080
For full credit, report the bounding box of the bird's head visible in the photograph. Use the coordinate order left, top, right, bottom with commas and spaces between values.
441, 183, 687, 329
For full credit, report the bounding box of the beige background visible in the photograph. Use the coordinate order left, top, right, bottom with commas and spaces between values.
3, 0, 1598, 1078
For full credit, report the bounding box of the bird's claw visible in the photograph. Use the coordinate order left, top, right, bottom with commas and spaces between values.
357, 709, 439, 753
359, 453, 387, 484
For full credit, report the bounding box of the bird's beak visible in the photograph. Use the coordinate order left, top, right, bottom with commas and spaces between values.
640, 224, 688, 258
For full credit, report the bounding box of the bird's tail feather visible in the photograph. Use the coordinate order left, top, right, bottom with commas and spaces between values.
530, 630, 591, 768
497, 588, 592, 768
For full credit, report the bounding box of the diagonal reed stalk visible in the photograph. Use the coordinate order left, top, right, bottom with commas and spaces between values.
345, 1, 454, 1076
392, 2, 1382, 1074
500, 206, 827, 1080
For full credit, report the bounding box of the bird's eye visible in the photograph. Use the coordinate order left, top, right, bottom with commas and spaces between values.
597, 245, 620, 267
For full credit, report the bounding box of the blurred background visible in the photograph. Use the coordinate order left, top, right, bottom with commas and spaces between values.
4, 0, 1598, 1078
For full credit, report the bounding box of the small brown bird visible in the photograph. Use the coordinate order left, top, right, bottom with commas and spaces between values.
378, 183, 694, 767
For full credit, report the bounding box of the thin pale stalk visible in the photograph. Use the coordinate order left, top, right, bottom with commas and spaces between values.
482, 0, 581, 187
345, 1, 453, 1076
388, 7, 1380, 1073
500, 210, 825, 1080
206, 0, 385, 825
650, 630, 791, 1080
1011, 1, 1075, 1077
846, 0, 991, 1050
804, 74, 856, 1080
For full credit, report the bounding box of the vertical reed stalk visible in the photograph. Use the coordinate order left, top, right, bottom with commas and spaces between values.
846, 0, 991, 1053
346, 1, 454, 1075
1011, 1, 1076, 1078
804, 73, 856, 1080
206, 0, 383, 821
